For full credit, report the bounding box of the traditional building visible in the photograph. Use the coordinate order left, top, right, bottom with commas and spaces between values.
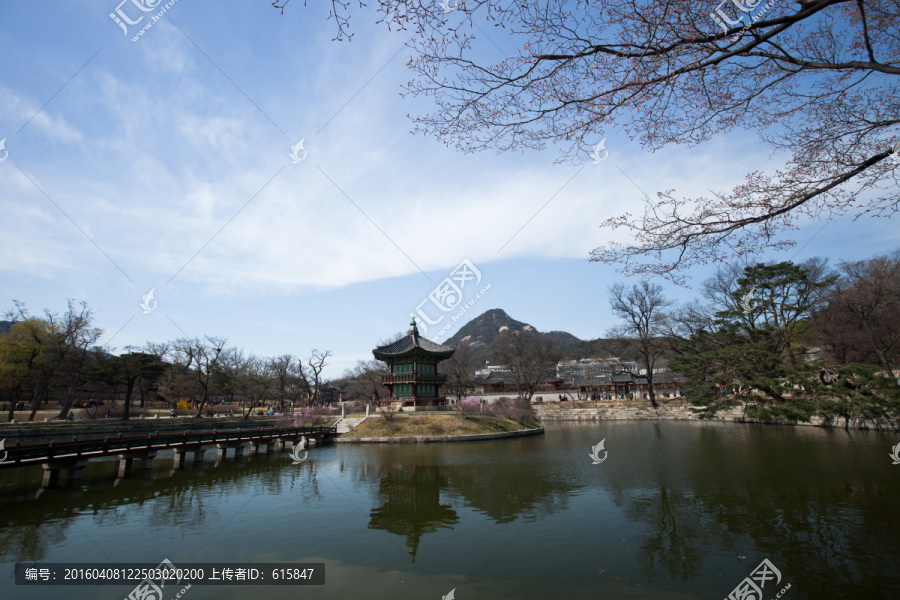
372, 318, 455, 409
474, 370, 565, 395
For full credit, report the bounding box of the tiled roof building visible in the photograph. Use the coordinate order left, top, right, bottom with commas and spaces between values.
373, 318, 455, 408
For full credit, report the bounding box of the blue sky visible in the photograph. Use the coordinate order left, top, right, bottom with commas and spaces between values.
1, 1, 897, 378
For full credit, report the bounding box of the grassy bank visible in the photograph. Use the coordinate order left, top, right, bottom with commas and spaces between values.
339, 414, 539, 439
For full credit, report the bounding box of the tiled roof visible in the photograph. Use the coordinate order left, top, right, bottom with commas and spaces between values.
373, 332, 455, 359
572, 372, 685, 386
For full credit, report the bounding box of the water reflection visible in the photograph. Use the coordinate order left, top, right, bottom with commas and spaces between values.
367, 464, 458, 562
0, 423, 898, 600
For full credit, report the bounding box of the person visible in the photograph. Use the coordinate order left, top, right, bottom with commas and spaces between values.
106, 409, 111, 418
170, 408, 177, 418
67, 411, 74, 421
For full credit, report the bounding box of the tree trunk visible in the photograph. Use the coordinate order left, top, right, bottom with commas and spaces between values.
27, 380, 44, 422
122, 377, 137, 421
8, 383, 22, 422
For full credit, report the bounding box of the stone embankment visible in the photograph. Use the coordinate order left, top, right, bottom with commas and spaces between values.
333, 427, 543, 444
535, 400, 897, 431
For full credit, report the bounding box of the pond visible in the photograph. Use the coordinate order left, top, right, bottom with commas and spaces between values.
1, 420, 898, 599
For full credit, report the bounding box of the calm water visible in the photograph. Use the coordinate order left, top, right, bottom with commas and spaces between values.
1, 421, 898, 600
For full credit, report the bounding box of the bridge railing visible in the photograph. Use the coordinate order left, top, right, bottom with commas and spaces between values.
0, 425, 337, 466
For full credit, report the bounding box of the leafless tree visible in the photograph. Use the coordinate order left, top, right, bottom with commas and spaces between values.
223, 350, 276, 419
302, 349, 332, 405
344, 359, 389, 404
827, 252, 900, 380
608, 282, 672, 408
280, 0, 900, 280
270, 354, 306, 405
171, 336, 227, 418
489, 331, 560, 403
441, 342, 478, 401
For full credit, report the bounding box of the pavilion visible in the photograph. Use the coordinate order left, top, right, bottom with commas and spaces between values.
372, 318, 455, 409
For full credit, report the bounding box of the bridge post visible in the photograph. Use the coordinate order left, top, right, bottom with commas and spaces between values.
118, 456, 134, 478
66, 458, 91, 485
138, 451, 158, 476
41, 464, 61, 488
274, 438, 286, 451
173, 448, 187, 469
193, 446, 207, 465
233, 444, 246, 459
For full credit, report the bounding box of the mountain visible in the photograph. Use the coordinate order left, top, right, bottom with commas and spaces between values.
444, 308, 643, 365
543, 330, 582, 347
445, 308, 546, 349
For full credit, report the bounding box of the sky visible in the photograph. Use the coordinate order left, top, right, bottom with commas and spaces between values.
1, 0, 897, 379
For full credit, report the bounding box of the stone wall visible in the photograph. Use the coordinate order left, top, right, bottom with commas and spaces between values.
534, 403, 898, 431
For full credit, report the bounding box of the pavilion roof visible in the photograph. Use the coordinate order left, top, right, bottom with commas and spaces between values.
373, 318, 455, 360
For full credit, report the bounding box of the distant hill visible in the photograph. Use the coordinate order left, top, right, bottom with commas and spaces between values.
444, 308, 644, 365
445, 308, 539, 349
543, 330, 582, 347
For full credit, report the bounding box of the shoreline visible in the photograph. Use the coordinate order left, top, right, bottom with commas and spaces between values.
333, 426, 543, 443
534, 404, 899, 432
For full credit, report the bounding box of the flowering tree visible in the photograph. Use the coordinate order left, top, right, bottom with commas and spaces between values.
280, 0, 899, 279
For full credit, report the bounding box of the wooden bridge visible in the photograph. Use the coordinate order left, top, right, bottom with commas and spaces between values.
0, 426, 337, 487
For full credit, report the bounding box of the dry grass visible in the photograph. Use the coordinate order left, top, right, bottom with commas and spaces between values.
339, 413, 536, 439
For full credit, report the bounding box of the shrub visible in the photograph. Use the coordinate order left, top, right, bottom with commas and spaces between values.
491, 397, 540, 427
457, 396, 481, 418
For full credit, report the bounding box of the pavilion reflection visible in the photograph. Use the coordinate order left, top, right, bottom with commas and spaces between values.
367, 463, 458, 562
